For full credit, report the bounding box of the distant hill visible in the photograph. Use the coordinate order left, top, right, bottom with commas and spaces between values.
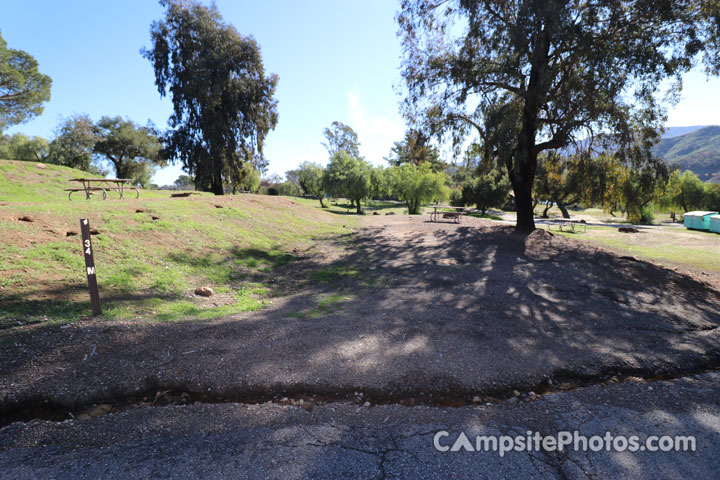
652, 126, 720, 183
660, 126, 709, 139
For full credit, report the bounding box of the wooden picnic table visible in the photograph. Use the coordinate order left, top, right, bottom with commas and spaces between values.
547, 219, 587, 233
429, 205, 468, 223
65, 178, 139, 201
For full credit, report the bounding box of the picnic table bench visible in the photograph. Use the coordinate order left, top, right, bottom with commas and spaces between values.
66, 178, 139, 201
429, 205, 468, 223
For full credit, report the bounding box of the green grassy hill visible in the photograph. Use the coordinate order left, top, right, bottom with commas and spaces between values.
652, 126, 720, 183
0, 160, 94, 202
0, 159, 197, 202
0, 160, 350, 326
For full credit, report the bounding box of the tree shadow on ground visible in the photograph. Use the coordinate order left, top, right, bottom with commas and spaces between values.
2, 218, 720, 413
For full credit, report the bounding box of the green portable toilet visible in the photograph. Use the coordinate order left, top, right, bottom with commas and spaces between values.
710, 214, 720, 234
683, 211, 719, 230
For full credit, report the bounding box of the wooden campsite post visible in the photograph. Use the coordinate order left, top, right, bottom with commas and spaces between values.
80, 218, 102, 316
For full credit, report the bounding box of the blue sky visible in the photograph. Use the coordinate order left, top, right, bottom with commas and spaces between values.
3, 1, 720, 185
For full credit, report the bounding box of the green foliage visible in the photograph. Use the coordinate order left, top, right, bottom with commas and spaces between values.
322, 121, 360, 158
460, 165, 510, 214
297, 161, 326, 207
449, 187, 463, 207
93, 116, 165, 185
703, 182, 720, 211
386, 129, 445, 172
46, 114, 98, 171
94, 123, 157, 184
0, 32, 52, 131
0, 132, 48, 161
143, 0, 278, 195
535, 152, 587, 218
174, 174, 194, 190
398, 0, 718, 231
618, 152, 670, 224
388, 162, 447, 214
275, 181, 301, 196
369, 166, 391, 200
285, 169, 301, 194
661, 170, 706, 213
241, 167, 261, 193
323, 151, 371, 213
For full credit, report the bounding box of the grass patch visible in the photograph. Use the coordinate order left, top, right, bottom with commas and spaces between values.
0, 165, 350, 328
287, 293, 351, 320
310, 265, 360, 285
547, 225, 720, 271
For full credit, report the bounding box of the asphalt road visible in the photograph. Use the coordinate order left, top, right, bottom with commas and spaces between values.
2, 372, 718, 479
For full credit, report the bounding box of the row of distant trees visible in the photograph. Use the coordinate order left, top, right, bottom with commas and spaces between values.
532, 152, 720, 223
0, 115, 166, 186
0, 30, 168, 186
270, 121, 719, 222
283, 122, 446, 214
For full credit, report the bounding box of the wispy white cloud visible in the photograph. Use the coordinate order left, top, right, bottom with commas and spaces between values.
347, 87, 405, 165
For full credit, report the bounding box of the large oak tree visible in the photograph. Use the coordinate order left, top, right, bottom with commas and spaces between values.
398, 0, 720, 232
143, 0, 278, 195
93, 116, 166, 185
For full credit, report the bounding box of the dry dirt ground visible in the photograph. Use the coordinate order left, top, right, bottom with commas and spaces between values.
2, 214, 719, 420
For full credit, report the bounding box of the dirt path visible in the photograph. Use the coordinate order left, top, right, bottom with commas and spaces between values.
2, 215, 719, 420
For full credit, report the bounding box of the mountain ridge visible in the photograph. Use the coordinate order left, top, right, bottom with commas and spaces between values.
652, 125, 720, 183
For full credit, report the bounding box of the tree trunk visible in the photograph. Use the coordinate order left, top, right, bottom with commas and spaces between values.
512, 180, 535, 233
355, 199, 362, 214
557, 201, 570, 219
211, 174, 224, 195
113, 157, 127, 179
542, 203, 552, 218
508, 10, 555, 233
319, 196, 326, 208
509, 123, 538, 233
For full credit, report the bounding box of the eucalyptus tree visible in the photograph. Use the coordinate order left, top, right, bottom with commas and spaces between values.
398, 0, 720, 232
322, 121, 361, 158
143, 0, 278, 195
387, 129, 445, 172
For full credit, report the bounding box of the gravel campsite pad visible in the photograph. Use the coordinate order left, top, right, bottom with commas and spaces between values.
2, 215, 720, 416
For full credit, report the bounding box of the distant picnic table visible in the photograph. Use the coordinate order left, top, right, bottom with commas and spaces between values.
547, 219, 587, 233
429, 205, 469, 223
66, 178, 139, 201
